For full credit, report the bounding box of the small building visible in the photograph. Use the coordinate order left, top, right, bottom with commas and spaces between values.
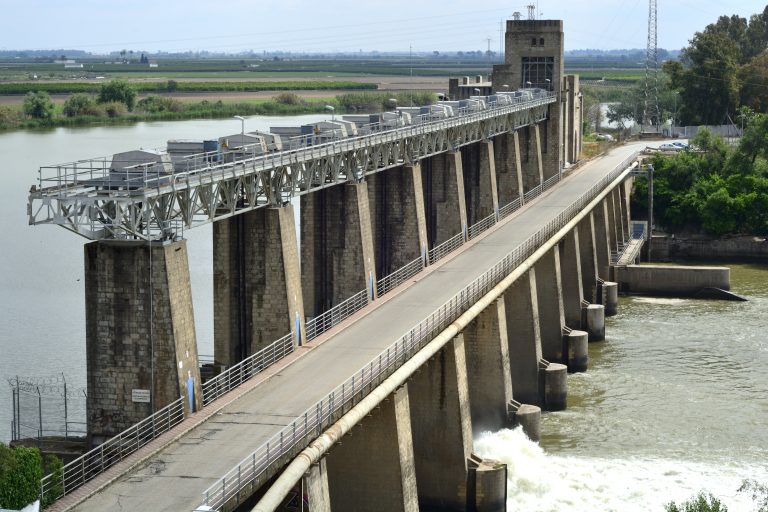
448, 75, 493, 100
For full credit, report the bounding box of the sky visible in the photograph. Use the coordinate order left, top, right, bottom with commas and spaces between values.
0, 0, 766, 53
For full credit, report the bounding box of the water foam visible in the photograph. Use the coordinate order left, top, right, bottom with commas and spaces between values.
474, 427, 766, 512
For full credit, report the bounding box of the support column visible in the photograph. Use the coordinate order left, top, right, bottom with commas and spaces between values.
409, 335, 473, 512
593, 200, 613, 280
479, 140, 500, 220
612, 187, 626, 244
503, 271, 542, 406
621, 179, 632, 237
533, 124, 545, 185
577, 214, 599, 303
368, 165, 428, 278
85, 240, 201, 445
326, 385, 418, 512
520, 126, 541, 193
301, 182, 377, 318
492, 132, 524, 209
214, 206, 305, 367
464, 298, 514, 434
559, 227, 584, 329
423, 151, 468, 247
606, 191, 619, 255
303, 459, 331, 512
533, 249, 566, 365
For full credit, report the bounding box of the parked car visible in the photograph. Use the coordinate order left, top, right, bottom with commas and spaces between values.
658, 143, 681, 151
595, 133, 615, 141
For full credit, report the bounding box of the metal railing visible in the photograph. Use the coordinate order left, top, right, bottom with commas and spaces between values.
468, 212, 498, 240
202, 334, 295, 407
40, 397, 185, 504
198, 151, 641, 511
499, 197, 523, 219
428, 232, 466, 265
304, 289, 370, 341
36, 93, 555, 194
376, 257, 425, 297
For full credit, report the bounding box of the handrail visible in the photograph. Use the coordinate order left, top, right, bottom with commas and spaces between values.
198, 151, 640, 510
40, 397, 185, 504
36, 93, 556, 196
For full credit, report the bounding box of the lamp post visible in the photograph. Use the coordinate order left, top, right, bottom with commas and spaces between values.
324, 105, 335, 122
233, 115, 245, 146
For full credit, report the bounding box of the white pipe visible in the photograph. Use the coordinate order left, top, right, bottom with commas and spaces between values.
251, 163, 637, 512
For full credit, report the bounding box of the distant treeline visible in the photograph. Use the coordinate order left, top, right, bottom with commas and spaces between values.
0, 80, 377, 95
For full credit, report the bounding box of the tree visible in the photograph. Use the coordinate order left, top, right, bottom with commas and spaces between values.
98, 79, 137, 111
738, 52, 768, 112
22, 91, 54, 120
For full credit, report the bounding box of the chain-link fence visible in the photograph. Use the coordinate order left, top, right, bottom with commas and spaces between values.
9, 374, 87, 442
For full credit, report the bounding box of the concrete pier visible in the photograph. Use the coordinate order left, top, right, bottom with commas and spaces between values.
461, 140, 500, 226
326, 386, 418, 512
467, 455, 507, 512
543, 362, 568, 411
303, 459, 332, 512
213, 206, 304, 366
84, 240, 201, 445
493, 132, 524, 207
423, 151, 468, 247
367, 164, 429, 276
510, 403, 541, 442
603, 281, 619, 317
593, 200, 613, 280
464, 298, 514, 434
586, 304, 606, 341
559, 228, 584, 329
534, 249, 566, 364
615, 265, 731, 296
566, 330, 588, 372
504, 271, 543, 406
301, 182, 377, 317
409, 335, 473, 512
577, 213, 599, 303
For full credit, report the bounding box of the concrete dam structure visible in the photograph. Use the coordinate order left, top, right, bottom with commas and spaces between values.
27, 19, 644, 512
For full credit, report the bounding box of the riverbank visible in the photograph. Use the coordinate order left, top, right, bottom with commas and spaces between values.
0, 90, 436, 132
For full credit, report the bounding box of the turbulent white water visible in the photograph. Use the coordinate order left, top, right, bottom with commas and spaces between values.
475, 427, 766, 512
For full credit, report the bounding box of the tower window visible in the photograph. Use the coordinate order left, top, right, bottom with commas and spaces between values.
521, 57, 555, 90
540, 37, 545, 45
531, 37, 537, 46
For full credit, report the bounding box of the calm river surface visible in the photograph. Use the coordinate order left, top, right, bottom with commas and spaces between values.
1, 119, 766, 510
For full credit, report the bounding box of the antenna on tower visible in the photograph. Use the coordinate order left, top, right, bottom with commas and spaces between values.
512, 12, 522, 20
643, 0, 661, 131
526, 4, 536, 20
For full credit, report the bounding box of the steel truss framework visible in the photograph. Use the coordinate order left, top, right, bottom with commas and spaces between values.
28, 95, 554, 241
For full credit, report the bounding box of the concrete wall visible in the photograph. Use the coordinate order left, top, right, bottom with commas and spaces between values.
652, 235, 768, 262
84, 240, 201, 444
616, 265, 730, 295
422, 152, 468, 247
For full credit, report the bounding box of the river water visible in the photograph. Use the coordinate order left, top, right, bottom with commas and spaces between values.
1, 119, 766, 510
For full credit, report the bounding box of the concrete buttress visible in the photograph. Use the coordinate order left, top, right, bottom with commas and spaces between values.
559, 227, 585, 329
326, 385, 418, 512
213, 206, 305, 367
503, 271, 543, 406
533, 248, 566, 364
492, 132, 524, 209
463, 298, 514, 434
422, 151, 468, 247
303, 459, 331, 512
301, 182, 377, 318
408, 335, 473, 512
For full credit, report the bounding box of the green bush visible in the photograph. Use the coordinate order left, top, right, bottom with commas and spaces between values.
22, 91, 55, 120
136, 95, 183, 113
665, 492, 727, 512
274, 92, 303, 105
63, 93, 99, 117
99, 101, 128, 118
98, 79, 137, 111
0, 443, 43, 509
41, 455, 64, 508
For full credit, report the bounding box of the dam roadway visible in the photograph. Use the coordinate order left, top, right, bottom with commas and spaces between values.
66, 142, 645, 512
